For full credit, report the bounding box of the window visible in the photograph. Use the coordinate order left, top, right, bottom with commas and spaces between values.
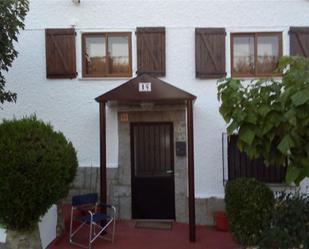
82, 32, 132, 77
231, 33, 282, 77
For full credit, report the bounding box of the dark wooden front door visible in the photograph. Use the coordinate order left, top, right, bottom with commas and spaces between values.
131, 122, 175, 220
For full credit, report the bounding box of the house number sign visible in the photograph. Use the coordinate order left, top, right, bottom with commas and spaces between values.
139, 82, 152, 92
120, 113, 129, 122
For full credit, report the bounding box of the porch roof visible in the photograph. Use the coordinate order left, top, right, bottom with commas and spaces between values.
95, 73, 197, 242
95, 74, 196, 104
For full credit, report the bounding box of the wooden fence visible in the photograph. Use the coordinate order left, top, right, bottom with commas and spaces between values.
227, 134, 286, 183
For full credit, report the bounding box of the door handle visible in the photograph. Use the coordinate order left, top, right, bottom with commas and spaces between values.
166, 170, 173, 174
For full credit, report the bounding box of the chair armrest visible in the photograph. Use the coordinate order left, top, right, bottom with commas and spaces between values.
96, 203, 117, 218
99, 204, 113, 208
76, 206, 94, 216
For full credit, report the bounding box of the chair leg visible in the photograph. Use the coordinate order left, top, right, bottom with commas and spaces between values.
89, 222, 93, 249
112, 218, 116, 243
69, 208, 74, 242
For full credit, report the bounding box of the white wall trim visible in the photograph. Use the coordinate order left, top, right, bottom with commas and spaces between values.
38, 204, 57, 249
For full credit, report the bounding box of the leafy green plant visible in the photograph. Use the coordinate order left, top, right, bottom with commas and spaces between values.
259, 191, 309, 249
0, 116, 78, 231
0, 0, 29, 104
217, 56, 309, 184
225, 178, 274, 247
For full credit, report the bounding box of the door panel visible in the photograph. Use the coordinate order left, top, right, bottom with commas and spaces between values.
131, 122, 175, 219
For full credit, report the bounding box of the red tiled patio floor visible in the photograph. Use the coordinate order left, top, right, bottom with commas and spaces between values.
49, 220, 237, 249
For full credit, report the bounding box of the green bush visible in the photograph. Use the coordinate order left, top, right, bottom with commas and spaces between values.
225, 178, 274, 247
0, 116, 78, 231
217, 56, 309, 184
259, 191, 309, 249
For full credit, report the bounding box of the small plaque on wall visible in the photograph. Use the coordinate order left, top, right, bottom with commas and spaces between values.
120, 113, 129, 122
176, 141, 186, 156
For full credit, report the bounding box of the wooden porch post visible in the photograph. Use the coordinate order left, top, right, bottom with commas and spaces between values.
99, 102, 107, 207
187, 99, 196, 242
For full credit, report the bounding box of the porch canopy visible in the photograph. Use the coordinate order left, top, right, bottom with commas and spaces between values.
95, 74, 197, 242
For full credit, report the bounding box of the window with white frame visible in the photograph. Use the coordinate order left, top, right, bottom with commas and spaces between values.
82, 32, 132, 77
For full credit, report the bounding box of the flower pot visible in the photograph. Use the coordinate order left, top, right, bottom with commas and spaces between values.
214, 211, 228, 232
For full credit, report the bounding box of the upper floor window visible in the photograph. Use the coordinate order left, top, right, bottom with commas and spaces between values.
231, 32, 282, 77
82, 32, 132, 77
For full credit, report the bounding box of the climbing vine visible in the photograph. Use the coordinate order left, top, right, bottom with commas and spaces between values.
217, 56, 309, 184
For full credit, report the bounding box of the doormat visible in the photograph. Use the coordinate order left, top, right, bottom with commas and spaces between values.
135, 221, 173, 230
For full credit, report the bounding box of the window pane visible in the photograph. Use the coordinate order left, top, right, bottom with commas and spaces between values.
257, 35, 280, 74
85, 36, 106, 75
233, 36, 255, 75
108, 36, 130, 74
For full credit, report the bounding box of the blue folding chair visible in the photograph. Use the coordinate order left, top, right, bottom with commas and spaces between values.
69, 193, 116, 249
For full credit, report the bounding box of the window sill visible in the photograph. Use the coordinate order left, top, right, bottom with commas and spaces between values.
231, 75, 283, 80
78, 76, 133, 81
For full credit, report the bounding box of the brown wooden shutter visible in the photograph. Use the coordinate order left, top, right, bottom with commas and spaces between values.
45, 28, 77, 79
195, 28, 226, 79
136, 27, 165, 77
289, 27, 309, 57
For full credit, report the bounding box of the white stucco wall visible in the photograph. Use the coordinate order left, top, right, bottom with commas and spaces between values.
38, 204, 57, 249
0, 205, 57, 248
0, 228, 6, 243
1, 0, 309, 198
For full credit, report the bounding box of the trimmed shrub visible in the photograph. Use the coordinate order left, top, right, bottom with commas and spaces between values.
259, 191, 309, 249
225, 178, 274, 247
0, 116, 78, 231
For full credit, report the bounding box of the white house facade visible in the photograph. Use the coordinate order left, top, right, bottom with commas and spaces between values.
1, 0, 309, 232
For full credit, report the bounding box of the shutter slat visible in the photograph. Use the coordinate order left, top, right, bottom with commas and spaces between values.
227, 135, 286, 183
136, 27, 166, 77
136, 27, 165, 34
45, 28, 77, 79
49, 35, 70, 73
196, 28, 227, 35
195, 28, 226, 79
200, 34, 220, 72
289, 27, 309, 57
